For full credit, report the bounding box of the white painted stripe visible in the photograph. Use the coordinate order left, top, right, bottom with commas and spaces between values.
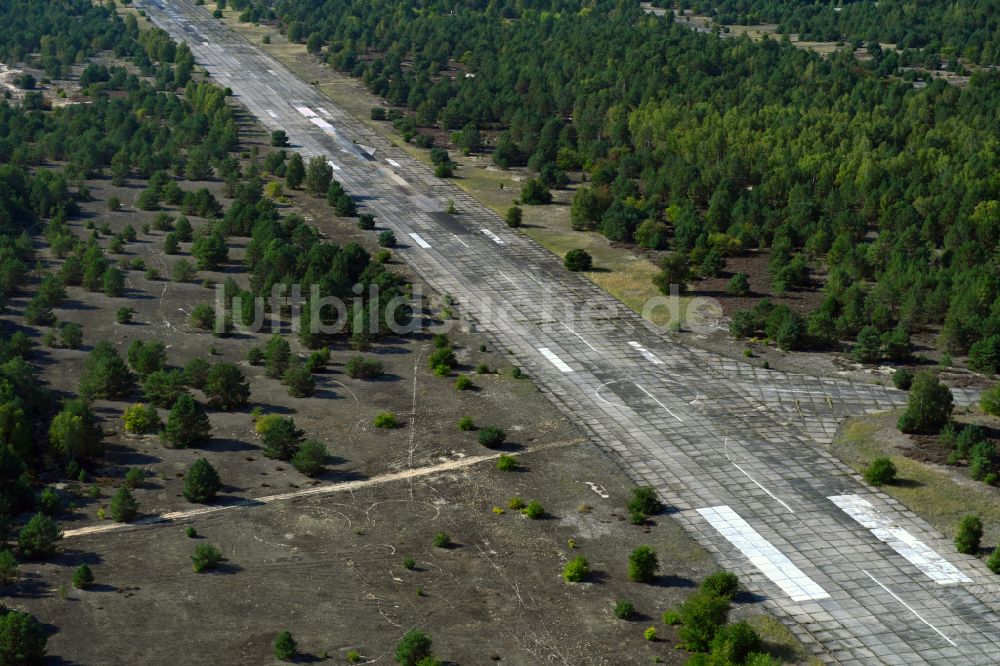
538, 348, 573, 373
408, 233, 431, 249
628, 341, 664, 365
698, 506, 829, 602
634, 383, 683, 423
202, 41, 210, 46
266, 110, 278, 119
499, 272, 525, 292
266, 85, 276, 94
481, 229, 504, 245
295, 106, 317, 117
249, 72, 258, 79
830, 495, 971, 585
731, 461, 795, 514
267, 69, 277, 75
386, 158, 401, 168
310, 117, 335, 132
451, 234, 469, 248
562, 323, 599, 353
862, 570, 958, 647
327, 161, 341, 171
317, 107, 330, 116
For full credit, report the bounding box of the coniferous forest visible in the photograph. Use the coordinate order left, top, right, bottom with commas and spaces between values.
232, 0, 1000, 360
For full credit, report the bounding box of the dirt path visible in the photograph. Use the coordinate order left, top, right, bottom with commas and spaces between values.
63, 438, 582, 539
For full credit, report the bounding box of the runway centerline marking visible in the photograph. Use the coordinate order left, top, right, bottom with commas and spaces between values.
499, 272, 525, 292
386, 158, 401, 168
408, 233, 432, 249
634, 383, 684, 423
451, 234, 469, 248
628, 341, 664, 365
538, 348, 573, 373
699, 506, 829, 602
266, 110, 278, 119
861, 570, 958, 647
831, 495, 971, 585
562, 323, 599, 353
481, 229, 504, 245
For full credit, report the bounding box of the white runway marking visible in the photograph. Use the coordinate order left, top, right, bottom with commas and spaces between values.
267, 68, 277, 75
732, 461, 795, 514
295, 106, 317, 117
499, 272, 525, 292
538, 348, 573, 373
386, 158, 401, 168
317, 107, 330, 116
451, 234, 469, 248
698, 506, 830, 602
562, 323, 599, 353
249, 72, 257, 79
266, 110, 278, 118
830, 495, 971, 585
408, 233, 431, 249
266, 85, 276, 94
327, 161, 341, 171
862, 570, 958, 647
481, 229, 504, 245
634, 383, 684, 423
628, 341, 664, 365
310, 117, 335, 132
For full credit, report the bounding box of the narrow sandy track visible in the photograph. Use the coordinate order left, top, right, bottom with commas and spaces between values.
63, 439, 581, 539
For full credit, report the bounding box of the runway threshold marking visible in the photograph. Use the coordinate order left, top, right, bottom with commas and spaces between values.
830, 495, 972, 585
861, 570, 958, 647
698, 505, 830, 602
408, 233, 432, 249
295, 106, 317, 117
538, 347, 573, 373
627, 341, 664, 365
481, 229, 504, 245
386, 158, 401, 168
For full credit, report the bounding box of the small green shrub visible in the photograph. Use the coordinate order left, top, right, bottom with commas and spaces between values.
643, 626, 657, 641
987, 548, 1000, 574
955, 514, 983, 555
477, 426, 506, 448
455, 376, 472, 391
457, 416, 474, 431
701, 571, 740, 599
521, 500, 544, 519
507, 497, 526, 510
373, 411, 398, 428
495, 454, 517, 471
274, 631, 296, 661
185, 526, 198, 539
192, 543, 223, 572
562, 556, 589, 582
403, 557, 416, 570
72, 563, 94, 590
628, 545, 659, 583
432, 532, 451, 549
863, 457, 897, 486
892, 368, 914, 391
613, 600, 635, 620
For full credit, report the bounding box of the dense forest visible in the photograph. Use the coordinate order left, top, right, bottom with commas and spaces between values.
679, 0, 1000, 67
0, 0, 392, 574
233, 0, 1000, 365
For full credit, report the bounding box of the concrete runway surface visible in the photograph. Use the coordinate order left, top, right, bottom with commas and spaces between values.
138, 2, 1000, 662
